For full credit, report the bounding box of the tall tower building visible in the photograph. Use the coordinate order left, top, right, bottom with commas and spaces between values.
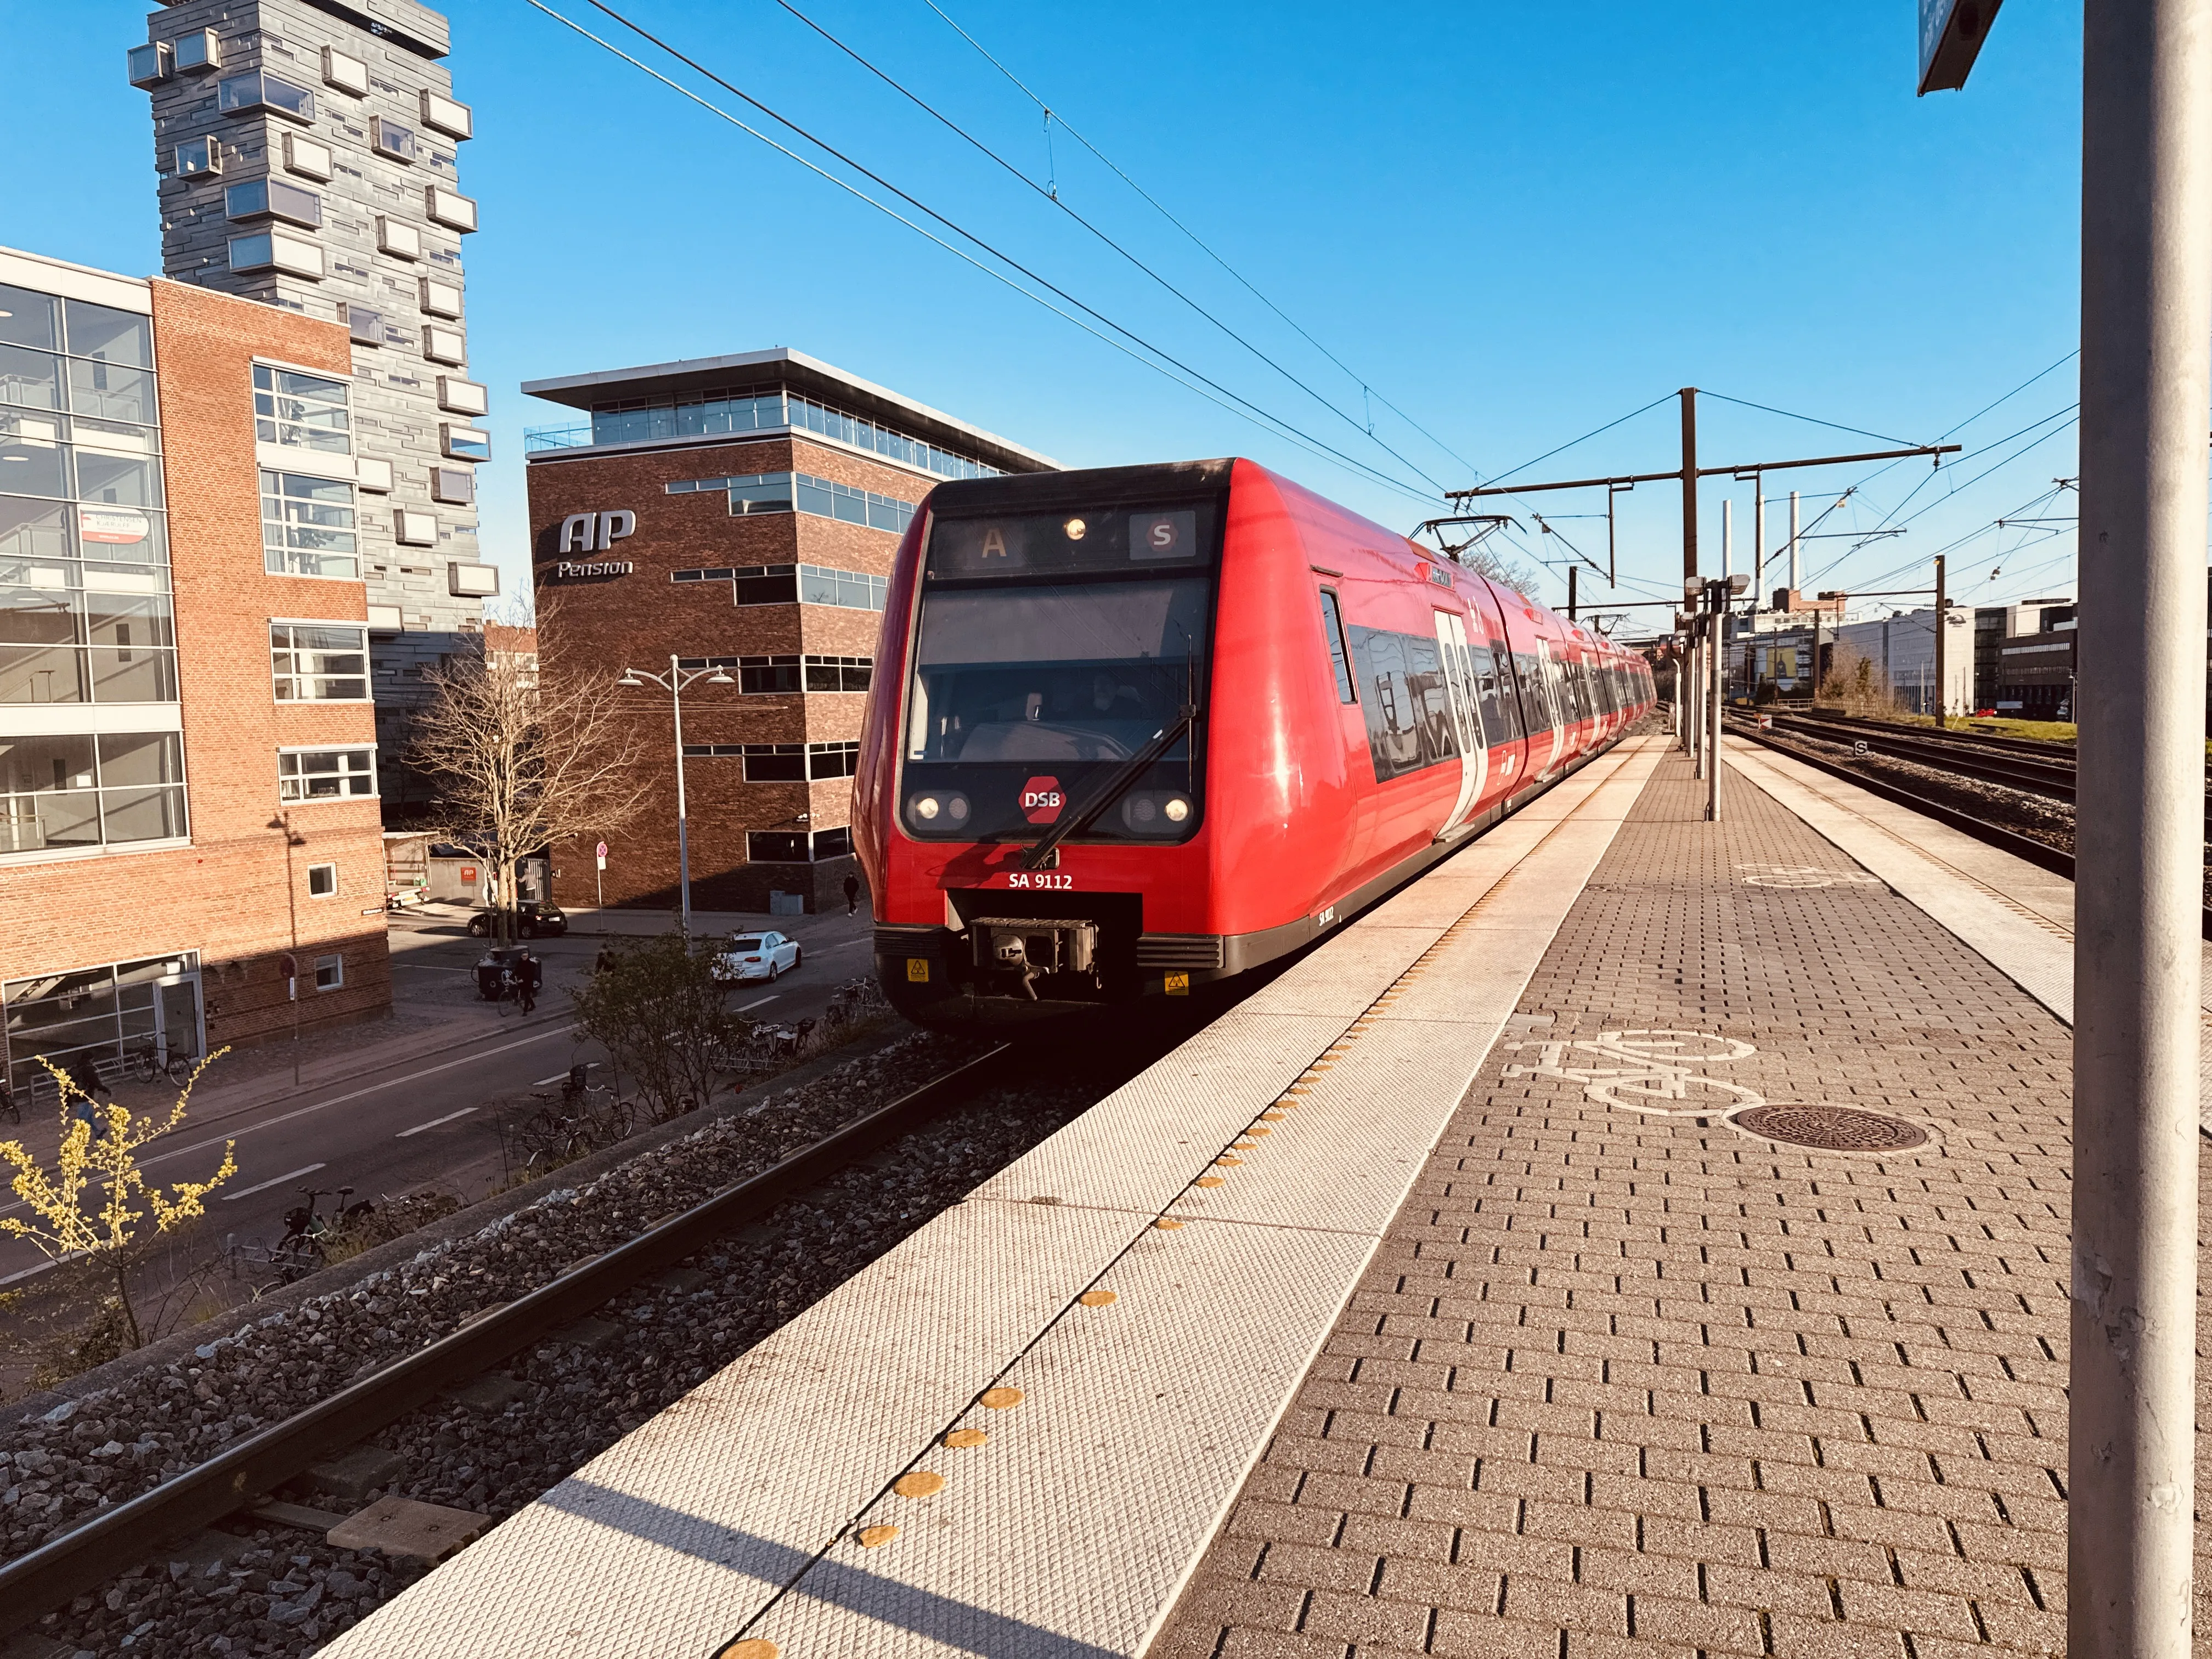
128, 0, 499, 812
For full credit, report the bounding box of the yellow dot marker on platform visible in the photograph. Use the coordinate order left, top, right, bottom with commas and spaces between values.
1234, 1139, 1258, 1149
1077, 1289, 1117, 1307
980, 1386, 1026, 1408
1248, 1126, 1272, 1137
1154, 1217, 1184, 1229
944, 1428, 988, 1448
1215, 1156, 1243, 1167
894, 1471, 945, 1498
1260, 1111, 1286, 1121
856, 1526, 899, 1549
1194, 1175, 1224, 1188
720, 1640, 778, 1659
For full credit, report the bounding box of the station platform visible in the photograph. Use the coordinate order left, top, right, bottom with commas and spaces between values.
326, 731, 2107, 1658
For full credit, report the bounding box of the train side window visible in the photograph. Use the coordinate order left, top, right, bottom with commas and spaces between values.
1317, 588, 1356, 703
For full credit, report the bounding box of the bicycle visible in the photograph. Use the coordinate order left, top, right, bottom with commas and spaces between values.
128, 1045, 196, 1086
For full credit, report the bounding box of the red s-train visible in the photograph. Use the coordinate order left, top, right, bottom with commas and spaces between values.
854, 458, 1654, 1026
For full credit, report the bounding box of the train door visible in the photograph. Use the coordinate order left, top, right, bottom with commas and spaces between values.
1432, 610, 1487, 836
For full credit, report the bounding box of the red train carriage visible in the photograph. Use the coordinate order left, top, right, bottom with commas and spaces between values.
854, 458, 1654, 1028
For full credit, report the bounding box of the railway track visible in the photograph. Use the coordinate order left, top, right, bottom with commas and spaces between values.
1725, 713, 2212, 940
0, 1043, 1024, 1643
1789, 707, 2078, 760
1759, 710, 2079, 802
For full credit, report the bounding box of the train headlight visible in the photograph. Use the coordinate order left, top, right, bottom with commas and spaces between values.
946, 793, 970, 823
1164, 796, 1192, 823
1063, 516, 1088, 540
1131, 797, 1158, 823
912, 795, 941, 821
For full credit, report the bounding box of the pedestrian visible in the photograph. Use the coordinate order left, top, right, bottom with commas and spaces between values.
517, 951, 539, 1016
594, 944, 616, 976
843, 873, 861, 915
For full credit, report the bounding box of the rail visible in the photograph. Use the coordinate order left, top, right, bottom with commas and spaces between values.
1760, 712, 2079, 802
1725, 715, 2212, 941
0, 1044, 1013, 1638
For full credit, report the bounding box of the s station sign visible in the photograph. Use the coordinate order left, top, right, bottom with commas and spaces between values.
1917, 0, 2004, 94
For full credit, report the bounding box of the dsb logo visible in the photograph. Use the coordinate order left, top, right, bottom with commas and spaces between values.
1020, 776, 1063, 824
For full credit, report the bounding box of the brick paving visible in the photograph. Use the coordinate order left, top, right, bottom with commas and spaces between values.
1153, 748, 2096, 1659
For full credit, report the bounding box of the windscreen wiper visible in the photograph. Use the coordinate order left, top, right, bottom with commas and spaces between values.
1020, 705, 1197, 871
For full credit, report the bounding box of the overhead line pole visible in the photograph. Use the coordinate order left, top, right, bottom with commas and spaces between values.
1680, 387, 1700, 582
2069, 2, 2211, 1653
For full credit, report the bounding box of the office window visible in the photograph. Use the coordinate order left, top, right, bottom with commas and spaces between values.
228, 232, 324, 280
0, 732, 187, 858
174, 136, 222, 177
320, 46, 368, 95
261, 470, 357, 579
741, 743, 806, 782
376, 216, 422, 261
732, 566, 799, 607
746, 831, 809, 863
253, 364, 348, 454
218, 70, 315, 124
278, 746, 376, 802
804, 654, 872, 692
307, 861, 336, 896
282, 133, 333, 180
798, 564, 888, 612
738, 655, 800, 694
313, 953, 343, 990
370, 117, 417, 163
225, 178, 321, 227
808, 741, 861, 780
270, 622, 369, 701
811, 827, 853, 860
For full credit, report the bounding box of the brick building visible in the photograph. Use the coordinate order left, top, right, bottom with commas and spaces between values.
127, 0, 499, 814
1, 246, 390, 1098
521, 348, 1054, 914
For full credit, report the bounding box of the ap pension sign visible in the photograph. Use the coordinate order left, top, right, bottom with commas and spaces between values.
1918, 0, 2004, 94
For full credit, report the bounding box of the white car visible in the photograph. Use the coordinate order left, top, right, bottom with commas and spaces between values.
718, 931, 802, 983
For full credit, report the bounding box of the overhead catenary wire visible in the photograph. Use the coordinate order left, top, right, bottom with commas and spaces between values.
1700, 391, 1919, 448
915, 0, 1483, 479
527, 0, 1441, 505
759, 0, 1451, 492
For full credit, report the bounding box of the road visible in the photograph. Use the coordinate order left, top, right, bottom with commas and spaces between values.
0, 903, 882, 1334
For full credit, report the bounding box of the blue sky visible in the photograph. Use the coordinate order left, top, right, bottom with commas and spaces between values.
3, 2, 2086, 627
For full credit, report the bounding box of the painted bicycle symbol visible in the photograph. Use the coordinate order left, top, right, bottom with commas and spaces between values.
1735, 862, 1881, 889
1502, 1028, 1765, 1116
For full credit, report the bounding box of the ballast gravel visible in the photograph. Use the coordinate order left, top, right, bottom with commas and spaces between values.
5, 1024, 1142, 1657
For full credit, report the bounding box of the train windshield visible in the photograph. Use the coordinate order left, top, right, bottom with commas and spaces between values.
901, 500, 1217, 843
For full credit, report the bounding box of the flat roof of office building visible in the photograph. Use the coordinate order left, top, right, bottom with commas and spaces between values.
522, 347, 1060, 475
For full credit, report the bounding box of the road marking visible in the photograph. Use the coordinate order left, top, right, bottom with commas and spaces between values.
398, 1107, 479, 1137
531, 1062, 599, 1086
738, 996, 779, 1011
394, 963, 473, 973
222, 1163, 327, 1201
0, 1025, 582, 1217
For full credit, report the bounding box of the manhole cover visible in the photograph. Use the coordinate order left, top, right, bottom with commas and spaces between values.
1731, 1105, 1928, 1152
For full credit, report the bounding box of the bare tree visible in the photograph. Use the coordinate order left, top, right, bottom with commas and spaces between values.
408, 602, 650, 945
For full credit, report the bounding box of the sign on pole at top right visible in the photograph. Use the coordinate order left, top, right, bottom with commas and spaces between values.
1918, 0, 2005, 94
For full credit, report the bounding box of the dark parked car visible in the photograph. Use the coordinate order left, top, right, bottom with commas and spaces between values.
467, 901, 568, 939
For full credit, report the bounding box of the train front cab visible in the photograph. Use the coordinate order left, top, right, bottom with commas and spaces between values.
856, 459, 1655, 1030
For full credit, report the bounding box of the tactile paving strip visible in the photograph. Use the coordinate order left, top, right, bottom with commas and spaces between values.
323, 738, 1668, 1659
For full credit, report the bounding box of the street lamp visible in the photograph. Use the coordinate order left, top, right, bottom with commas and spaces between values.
617, 656, 733, 936
266, 811, 306, 1085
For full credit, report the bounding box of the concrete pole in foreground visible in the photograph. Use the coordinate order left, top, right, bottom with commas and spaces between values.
2069, 3, 2211, 1655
